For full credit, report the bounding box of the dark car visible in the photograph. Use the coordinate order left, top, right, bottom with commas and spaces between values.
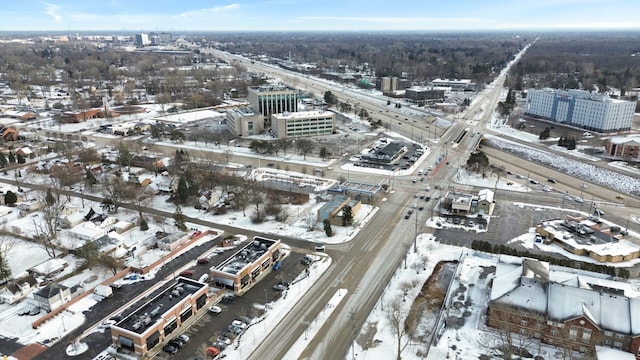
197, 258, 210, 264
547, 178, 557, 184
163, 344, 178, 354
221, 294, 235, 303
168, 338, 185, 349
301, 255, 314, 266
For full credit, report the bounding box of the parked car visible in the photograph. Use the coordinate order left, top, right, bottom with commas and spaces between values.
197, 257, 210, 264
168, 338, 185, 349
315, 243, 326, 251
220, 294, 235, 303
177, 334, 190, 343
232, 320, 247, 329
206, 346, 220, 356
209, 305, 222, 314
217, 335, 232, 345
213, 341, 227, 351
273, 283, 287, 292
301, 255, 314, 266
163, 344, 178, 354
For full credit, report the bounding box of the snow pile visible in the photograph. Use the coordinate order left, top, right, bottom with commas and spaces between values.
488, 136, 640, 195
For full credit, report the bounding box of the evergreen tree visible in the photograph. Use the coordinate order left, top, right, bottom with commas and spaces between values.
173, 205, 188, 231
16, 153, 25, 164
4, 191, 17, 206
0, 255, 11, 284
0, 153, 6, 168
8, 152, 15, 163
323, 219, 333, 237
140, 216, 149, 231
342, 205, 353, 226
177, 176, 189, 204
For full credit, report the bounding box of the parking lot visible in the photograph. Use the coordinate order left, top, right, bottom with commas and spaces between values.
154, 250, 313, 359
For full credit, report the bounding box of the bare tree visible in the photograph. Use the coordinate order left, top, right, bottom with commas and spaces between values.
249, 188, 266, 223
0, 235, 16, 282
305, 212, 317, 231
385, 298, 411, 360
32, 188, 67, 258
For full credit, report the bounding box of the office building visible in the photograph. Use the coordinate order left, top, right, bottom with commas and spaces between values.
134, 34, 150, 47
271, 110, 335, 139
525, 88, 635, 133
226, 107, 263, 136
248, 84, 298, 127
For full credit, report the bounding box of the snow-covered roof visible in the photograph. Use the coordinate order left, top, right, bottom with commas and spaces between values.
494, 277, 548, 313
477, 188, 494, 203
600, 294, 630, 334
630, 298, 640, 335
31, 258, 68, 276
595, 346, 636, 360
547, 283, 600, 323
608, 135, 640, 146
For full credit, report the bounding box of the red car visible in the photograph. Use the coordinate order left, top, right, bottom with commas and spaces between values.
179, 270, 193, 278
206, 346, 219, 356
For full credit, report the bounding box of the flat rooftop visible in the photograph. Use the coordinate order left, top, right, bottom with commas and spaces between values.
115, 277, 205, 334
214, 236, 278, 275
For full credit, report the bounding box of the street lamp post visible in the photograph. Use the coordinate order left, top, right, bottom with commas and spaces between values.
414, 210, 419, 253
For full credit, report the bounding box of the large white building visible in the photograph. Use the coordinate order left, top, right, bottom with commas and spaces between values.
271, 110, 335, 139
524, 88, 635, 133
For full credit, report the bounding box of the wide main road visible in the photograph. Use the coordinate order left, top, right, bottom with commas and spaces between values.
209, 44, 536, 359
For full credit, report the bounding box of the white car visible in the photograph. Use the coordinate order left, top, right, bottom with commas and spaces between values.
177, 334, 190, 343
232, 320, 247, 329
315, 243, 326, 251
208, 305, 222, 314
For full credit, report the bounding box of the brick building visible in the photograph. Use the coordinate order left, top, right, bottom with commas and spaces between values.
488, 257, 640, 358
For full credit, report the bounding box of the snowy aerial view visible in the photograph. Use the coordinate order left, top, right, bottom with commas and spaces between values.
0, 10, 639, 360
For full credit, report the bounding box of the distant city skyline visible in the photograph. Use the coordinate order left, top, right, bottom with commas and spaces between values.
0, 1, 639, 32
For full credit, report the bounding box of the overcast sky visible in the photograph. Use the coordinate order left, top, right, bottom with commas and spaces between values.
1, 0, 639, 32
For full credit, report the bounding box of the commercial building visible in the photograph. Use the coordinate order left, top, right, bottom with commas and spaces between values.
359, 141, 407, 165
405, 87, 445, 105
429, 78, 476, 91
134, 34, 150, 47
271, 110, 335, 138
316, 195, 362, 226
248, 84, 298, 127
210, 236, 281, 294
606, 135, 640, 161
226, 106, 264, 136
441, 189, 495, 216
524, 88, 635, 133
488, 257, 640, 358
110, 277, 208, 355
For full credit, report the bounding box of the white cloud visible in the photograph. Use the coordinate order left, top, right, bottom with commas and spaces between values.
43, 2, 62, 23
178, 4, 240, 18
299, 16, 487, 25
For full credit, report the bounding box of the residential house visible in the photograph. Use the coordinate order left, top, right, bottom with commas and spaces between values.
30, 283, 71, 312
0, 274, 38, 304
